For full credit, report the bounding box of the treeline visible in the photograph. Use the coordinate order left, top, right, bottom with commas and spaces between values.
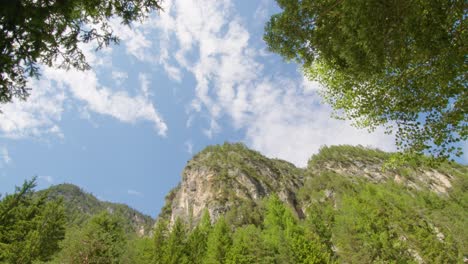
0, 179, 331, 264
1, 169, 467, 263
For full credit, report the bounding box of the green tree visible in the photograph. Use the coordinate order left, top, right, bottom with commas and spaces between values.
226, 225, 266, 264
162, 218, 187, 264
262, 194, 331, 263
262, 194, 296, 263
0, 178, 66, 264
0, 0, 162, 105
58, 211, 128, 264
332, 183, 459, 263
152, 219, 168, 264
185, 210, 212, 264
204, 217, 232, 264
264, 0, 467, 160
129, 237, 154, 264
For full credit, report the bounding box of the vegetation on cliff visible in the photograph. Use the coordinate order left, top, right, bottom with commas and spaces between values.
0, 144, 467, 263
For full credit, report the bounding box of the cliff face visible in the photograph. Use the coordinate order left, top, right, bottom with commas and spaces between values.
160, 143, 466, 227
307, 145, 458, 194
160, 143, 305, 225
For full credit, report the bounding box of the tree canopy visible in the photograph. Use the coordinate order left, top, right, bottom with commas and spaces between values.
0, 0, 162, 105
0, 178, 66, 264
264, 0, 467, 160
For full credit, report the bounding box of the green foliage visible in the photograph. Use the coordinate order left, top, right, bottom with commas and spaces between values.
40, 183, 154, 235
0, 178, 66, 264
204, 217, 232, 264
185, 210, 212, 264
226, 225, 265, 264
162, 218, 187, 264
158, 184, 180, 221
57, 211, 128, 264
262, 195, 332, 263
0, 0, 162, 106
129, 237, 154, 264
299, 168, 467, 263
308, 145, 390, 169
184, 142, 304, 216
2, 146, 466, 263
264, 0, 467, 159
152, 219, 168, 264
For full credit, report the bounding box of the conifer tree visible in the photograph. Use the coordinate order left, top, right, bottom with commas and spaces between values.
0, 178, 66, 264
262, 195, 296, 263
58, 211, 127, 263
262, 194, 331, 263
162, 218, 187, 264
204, 217, 232, 264
186, 210, 212, 264
152, 220, 168, 264
226, 225, 265, 264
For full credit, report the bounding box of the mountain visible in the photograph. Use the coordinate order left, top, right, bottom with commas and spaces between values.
38, 183, 154, 236
161, 143, 465, 225
159, 143, 467, 262
3, 143, 466, 263
159, 143, 306, 226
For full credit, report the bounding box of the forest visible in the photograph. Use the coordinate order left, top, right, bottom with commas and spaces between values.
1, 144, 467, 263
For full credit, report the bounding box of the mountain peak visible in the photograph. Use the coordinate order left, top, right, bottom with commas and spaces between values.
160, 143, 466, 227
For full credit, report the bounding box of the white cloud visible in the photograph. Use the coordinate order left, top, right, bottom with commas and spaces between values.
112, 71, 128, 86
185, 140, 194, 154
254, 0, 272, 23
110, 19, 154, 62
0, 147, 11, 167
153, 0, 396, 166
139, 73, 151, 97
0, 42, 168, 138
0, 77, 66, 139
127, 189, 143, 197
44, 65, 168, 137
39, 175, 54, 184
244, 80, 395, 166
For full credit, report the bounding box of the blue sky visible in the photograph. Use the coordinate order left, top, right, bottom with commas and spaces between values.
0, 0, 466, 217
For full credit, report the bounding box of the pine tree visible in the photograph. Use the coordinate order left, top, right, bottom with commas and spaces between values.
58, 211, 127, 263
204, 217, 232, 264
0, 178, 66, 264
262, 194, 332, 263
226, 225, 265, 264
162, 218, 187, 264
186, 210, 212, 264
153, 220, 168, 264
262, 195, 295, 263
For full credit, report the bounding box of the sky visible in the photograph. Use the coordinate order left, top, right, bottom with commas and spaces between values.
0, 0, 466, 217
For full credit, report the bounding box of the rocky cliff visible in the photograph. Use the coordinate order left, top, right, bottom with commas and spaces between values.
159, 143, 466, 227
159, 143, 306, 225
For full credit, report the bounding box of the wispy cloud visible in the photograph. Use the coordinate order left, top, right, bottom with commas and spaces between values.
185, 140, 194, 154
0, 77, 66, 139
151, 0, 395, 166
0, 147, 11, 167
39, 175, 54, 184
112, 71, 128, 86
0, 42, 168, 138
127, 189, 143, 197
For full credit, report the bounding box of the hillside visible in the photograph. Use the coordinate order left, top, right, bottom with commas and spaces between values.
159, 143, 468, 263
2, 143, 466, 263
38, 183, 154, 236
159, 143, 306, 226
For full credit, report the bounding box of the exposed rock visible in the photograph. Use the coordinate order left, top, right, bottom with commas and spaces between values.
161, 143, 305, 225
160, 143, 464, 227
